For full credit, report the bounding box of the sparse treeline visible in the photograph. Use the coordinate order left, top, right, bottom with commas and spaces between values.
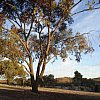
5, 71, 99, 92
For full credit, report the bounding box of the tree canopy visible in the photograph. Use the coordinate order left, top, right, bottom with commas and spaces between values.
0, 0, 100, 92
0, 60, 27, 84
73, 71, 83, 86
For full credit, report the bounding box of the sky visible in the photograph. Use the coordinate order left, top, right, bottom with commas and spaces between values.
43, 0, 100, 78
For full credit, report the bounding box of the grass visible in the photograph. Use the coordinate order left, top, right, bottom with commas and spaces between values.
0, 84, 100, 100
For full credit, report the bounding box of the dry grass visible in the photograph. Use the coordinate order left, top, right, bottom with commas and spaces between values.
0, 84, 100, 100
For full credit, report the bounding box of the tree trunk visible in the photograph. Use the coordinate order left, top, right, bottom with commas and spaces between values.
29, 55, 38, 93
7, 79, 10, 85
30, 75, 38, 93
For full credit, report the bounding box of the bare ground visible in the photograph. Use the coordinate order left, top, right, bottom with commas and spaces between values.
0, 84, 100, 100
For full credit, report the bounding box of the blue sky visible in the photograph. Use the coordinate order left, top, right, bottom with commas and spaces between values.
44, 0, 100, 78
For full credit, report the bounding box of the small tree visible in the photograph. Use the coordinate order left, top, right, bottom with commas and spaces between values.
42, 74, 55, 87
0, 0, 100, 92
0, 60, 26, 85
73, 71, 83, 86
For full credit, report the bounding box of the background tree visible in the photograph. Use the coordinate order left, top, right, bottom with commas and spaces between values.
0, 60, 27, 85
0, 0, 100, 92
81, 78, 95, 90
73, 71, 83, 86
41, 74, 55, 87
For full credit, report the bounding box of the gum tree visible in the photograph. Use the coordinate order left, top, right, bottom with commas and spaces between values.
0, 60, 27, 85
0, 0, 100, 92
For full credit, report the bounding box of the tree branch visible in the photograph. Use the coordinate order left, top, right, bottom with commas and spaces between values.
19, 63, 33, 75
71, 7, 100, 16
5, 2, 16, 9
51, 17, 63, 38
36, 55, 43, 78
15, 12, 23, 27
62, 32, 91, 43
40, 22, 51, 78
6, 17, 15, 26
26, 16, 34, 39
70, 0, 82, 10
2, 26, 31, 57
21, 57, 30, 68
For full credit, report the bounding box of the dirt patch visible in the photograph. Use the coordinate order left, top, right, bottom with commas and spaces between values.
0, 84, 100, 100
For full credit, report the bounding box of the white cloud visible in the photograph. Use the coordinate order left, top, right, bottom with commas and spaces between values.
71, 3, 80, 13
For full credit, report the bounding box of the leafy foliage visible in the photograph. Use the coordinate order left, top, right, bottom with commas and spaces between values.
0, 0, 97, 63
40, 74, 55, 87
0, 33, 25, 62
73, 71, 83, 86
0, 60, 27, 84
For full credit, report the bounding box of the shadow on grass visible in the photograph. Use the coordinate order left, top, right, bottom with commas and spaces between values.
0, 89, 100, 100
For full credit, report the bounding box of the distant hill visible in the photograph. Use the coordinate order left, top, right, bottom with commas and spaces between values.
93, 77, 100, 82
55, 77, 100, 84
55, 77, 73, 84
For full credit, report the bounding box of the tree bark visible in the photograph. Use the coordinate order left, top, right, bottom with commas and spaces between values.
29, 56, 39, 93
7, 79, 10, 85
40, 23, 50, 78
30, 75, 38, 93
